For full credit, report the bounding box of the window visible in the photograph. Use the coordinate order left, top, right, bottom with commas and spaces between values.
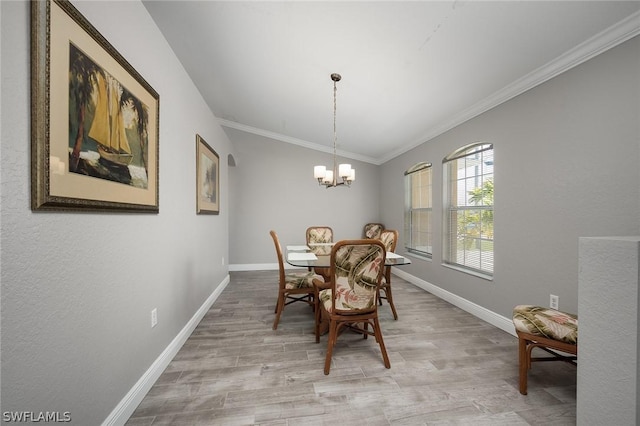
404, 162, 432, 258
443, 143, 494, 277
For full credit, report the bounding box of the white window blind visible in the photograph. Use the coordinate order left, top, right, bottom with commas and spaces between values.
404, 162, 432, 257
443, 143, 494, 277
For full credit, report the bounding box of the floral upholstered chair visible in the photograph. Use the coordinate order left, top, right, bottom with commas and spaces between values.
363, 223, 384, 239
313, 239, 390, 374
306, 226, 333, 245
378, 229, 399, 320
512, 304, 578, 394
306, 226, 333, 279
270, 230, 324, 330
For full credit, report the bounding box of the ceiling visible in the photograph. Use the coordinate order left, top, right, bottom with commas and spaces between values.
143, 1, 640, 165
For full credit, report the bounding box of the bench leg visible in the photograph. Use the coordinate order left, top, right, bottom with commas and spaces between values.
518, 334, 529, 395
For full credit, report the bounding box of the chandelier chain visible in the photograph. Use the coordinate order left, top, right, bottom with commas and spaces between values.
313, 73, 354, 188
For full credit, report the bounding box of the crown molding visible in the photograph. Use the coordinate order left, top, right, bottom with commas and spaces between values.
378, 9, 640, 164
218, 119, 381, 165
220, 10, 640, 166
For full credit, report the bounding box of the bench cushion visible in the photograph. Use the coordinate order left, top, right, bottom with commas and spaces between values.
513, 305, 578, 344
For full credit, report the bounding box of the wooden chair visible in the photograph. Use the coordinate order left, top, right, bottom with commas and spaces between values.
305, 226, 333, 280
313, 239, 390, 374
363, 223, 384, 239
512, 305, 578, 395
269, 230, 324, 330
378, 229, 399, 320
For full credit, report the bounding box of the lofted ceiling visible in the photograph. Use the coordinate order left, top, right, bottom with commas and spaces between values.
143, 1, 640, 164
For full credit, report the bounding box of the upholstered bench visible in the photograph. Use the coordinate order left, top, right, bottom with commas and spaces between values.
512, 305, 578, 395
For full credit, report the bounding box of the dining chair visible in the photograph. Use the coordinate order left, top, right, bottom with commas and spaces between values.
306, 226, 333, 244
305, 226, 333, 279
269, 230, 324, 330
313, 239, 390, 374
378, 229, 399, 320
363, 223, 385, 239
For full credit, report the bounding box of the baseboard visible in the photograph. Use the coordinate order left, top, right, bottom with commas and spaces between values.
391, 268, 516, 337
102, 274, 231, 426
227, 264, 515, 337
229, 263, 297, 272
104, 267, 515, 425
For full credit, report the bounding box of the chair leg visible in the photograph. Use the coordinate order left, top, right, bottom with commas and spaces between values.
324, 319, 338, 375
373, 317, 391, 369
384, 284, 398, 320
273, 292, 285, 330
518, 334, 529, 395
314, 288, 325, 343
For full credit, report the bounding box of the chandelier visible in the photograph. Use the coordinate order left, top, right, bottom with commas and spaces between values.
314, 73, 355, 188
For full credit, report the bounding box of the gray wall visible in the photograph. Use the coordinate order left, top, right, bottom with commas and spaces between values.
2, 0, 639, 423
227, 128, 382, 268
578, 237, 640, 425
380, 34, 640, 319
1, 1, 231, 423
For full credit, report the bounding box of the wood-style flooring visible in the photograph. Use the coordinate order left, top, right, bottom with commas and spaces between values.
126, 270, 576, 425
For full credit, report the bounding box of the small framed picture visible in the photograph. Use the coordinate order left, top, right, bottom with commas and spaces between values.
196, 134, 220, 215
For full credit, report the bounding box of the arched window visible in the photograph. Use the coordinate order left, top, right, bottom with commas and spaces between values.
404, 162, 432, 257
443, 143, 494, 277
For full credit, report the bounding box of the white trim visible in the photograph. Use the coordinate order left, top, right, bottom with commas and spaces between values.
378, 10, 640, 164
218, 119, 379, 165
229, 263, 298, 272
229, 263, 516, 337
391, 268, 515, 337
221, 11, 640, 165
102, 274, 231, 426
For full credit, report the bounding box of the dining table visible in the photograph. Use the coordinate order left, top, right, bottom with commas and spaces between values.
285, 242, 412, 268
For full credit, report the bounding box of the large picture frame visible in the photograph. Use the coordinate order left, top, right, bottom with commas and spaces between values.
31, 0, 160, 212
196, 134, 220, 215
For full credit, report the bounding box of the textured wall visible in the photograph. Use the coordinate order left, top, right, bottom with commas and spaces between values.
1, 1, 231, 423
578, 237, 640, 425
227, 128, 382, 268
379, 35, 640, 320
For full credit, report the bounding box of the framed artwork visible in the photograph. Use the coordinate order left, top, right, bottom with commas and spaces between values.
31, 0, 160, 212
196, 134, 220, 215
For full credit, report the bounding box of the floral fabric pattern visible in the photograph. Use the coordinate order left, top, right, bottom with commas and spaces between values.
379, 230, 395, 252
307, 227, 333, 244
284, 271, 323, 290
319, 243, 384, 312
363, 223, 384, 239
513, 304, 578, 344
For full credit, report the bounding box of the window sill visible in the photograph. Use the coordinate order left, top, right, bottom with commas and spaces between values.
403, 252, 432, 262
441, 263, 493, 281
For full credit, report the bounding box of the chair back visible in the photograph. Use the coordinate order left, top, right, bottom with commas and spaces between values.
363, 223, 384, 239
379, 229, 398, 282
328, 239, 386, 314
306, 226, 333, 244
269, 230, 286, 287
379, 229, 398, 253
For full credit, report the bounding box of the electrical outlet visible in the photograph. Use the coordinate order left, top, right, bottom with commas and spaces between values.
550, 294, 559, 310
221, 256, 225, 266
151, 308, 158, 328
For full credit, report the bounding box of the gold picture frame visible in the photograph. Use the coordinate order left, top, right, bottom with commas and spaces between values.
196, 135, 220, 215
31, 0, 160, 212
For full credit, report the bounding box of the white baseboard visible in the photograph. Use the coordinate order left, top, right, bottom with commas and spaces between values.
228, 264, 515, 336
102, 274, 231, 426
104, 267, 514, 425
229, 263, 298, 272
391, 268, 516, 337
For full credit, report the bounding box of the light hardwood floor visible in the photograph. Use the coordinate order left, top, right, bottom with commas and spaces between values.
126, 270, 576, 425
